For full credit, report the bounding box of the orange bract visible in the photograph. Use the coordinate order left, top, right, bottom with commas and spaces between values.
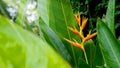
83, 32, 97, 42
65, 11, 97, 51
74, 12, 80, 26
81, 17, 88, 30
64, 38, 83, 50
68, 27, 80, 36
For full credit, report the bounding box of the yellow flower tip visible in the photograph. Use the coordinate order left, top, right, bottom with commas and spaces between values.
81, 17, 88, 30
64, 38, 83, 49
74, 12, 81, 26
83, 32, 97, 42
79, 28, 85, 39
68, 27, 80, 36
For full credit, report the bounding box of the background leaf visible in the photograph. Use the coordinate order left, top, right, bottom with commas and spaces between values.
0, 15, 71, 68
15, 0, 29, 26
0, 0, 11, 18
37, 0, 49, 25
97, 18, 120, 68
106, 0, 115, 35
84, 40, 96, 68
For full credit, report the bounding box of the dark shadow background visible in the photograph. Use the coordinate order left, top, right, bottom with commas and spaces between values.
70, 0, 120, 38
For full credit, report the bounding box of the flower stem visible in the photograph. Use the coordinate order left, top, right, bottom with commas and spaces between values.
83, 48, 88, 64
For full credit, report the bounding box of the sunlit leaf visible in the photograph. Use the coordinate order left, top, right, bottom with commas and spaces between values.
0, 15, 71, 68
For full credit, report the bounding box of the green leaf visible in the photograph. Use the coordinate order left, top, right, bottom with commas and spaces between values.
37, 0, 49, 25
38, 0, 75, 42
49, 0, 80, 67
48, 0, 75, 38
15, 0, 35, 32
0, 15, 71, 68
84, 40, 96, 68
106, 0, 115, 35
37, 0, 79, 67
94, 41, 104, 68
97, 18, 120, 68
48, 0, 79, 66
0, 0, 11, 18
15, 0, 27, 26
118, 37, 120, 44
39, 18, 72, 63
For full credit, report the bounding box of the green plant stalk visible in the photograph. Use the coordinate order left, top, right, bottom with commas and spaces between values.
83, 48, 88, 64
67, 31, 78, 67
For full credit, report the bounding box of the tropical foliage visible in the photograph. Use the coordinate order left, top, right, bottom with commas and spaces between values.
0, 0, 120, 68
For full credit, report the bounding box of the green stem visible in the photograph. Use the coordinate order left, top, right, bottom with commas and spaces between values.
83, 48, 88, 64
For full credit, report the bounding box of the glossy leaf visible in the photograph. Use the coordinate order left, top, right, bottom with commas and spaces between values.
0, 15, 71, 68
39, 18, 72, 63
106, 0, 115, 35
48, 0, 80, 67
48, 0, 75, 39
37, 0, 74, 44
37, 0, 80, 67
97, 19, 120, 68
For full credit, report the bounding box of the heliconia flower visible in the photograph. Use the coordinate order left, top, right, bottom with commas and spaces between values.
83, 32, 97, 42
74, 12, 80, 26
68, 27, 80, 36
81, 16, 88, 30
64, 38, 83, 50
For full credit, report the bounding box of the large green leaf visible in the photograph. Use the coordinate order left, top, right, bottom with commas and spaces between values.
38, 0, 75, 44
38, 0, 74, 44
39, 18, 72, 63
48, 0, 75, 38
0, 15, 71, 68
37, 0, 80, 67
97, 19, 120, 68
106, 0, 115, 35
48, 0, 80, 67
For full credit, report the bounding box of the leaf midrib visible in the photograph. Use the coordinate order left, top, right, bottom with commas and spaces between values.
102, 28, 120, 66
60, 0, 77, 66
